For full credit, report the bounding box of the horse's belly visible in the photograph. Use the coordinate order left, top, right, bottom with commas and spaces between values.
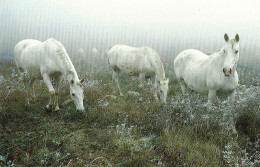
22, 65, 42, 79
119, 60, 153, 76
121, 67, 152, 76
185, 81, 208, 94
118, 63, 138, 75
183, 65, 208, 94
122, 68, 139, 76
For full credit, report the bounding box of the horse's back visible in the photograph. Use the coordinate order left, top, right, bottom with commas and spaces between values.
14, 39, 42, 68
108, 44, 157, 61
174, 49, 208, 65
108, 45, 159, 75
43, 38, 65, 51
14, 38, 69, 78
108, 45, 142, 57
174, 49, 209, 76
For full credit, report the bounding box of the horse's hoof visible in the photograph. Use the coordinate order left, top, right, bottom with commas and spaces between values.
45, 105, 53, 113
26, 98, 30, 104
54, 106, 60, 112
29, 99, 36, 104
45, 108, 52, 113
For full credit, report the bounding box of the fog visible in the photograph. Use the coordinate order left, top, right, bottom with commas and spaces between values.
0, 0, 260, 69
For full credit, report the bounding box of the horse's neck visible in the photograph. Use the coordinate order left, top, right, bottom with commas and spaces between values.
209, 49, 225, 67
54, 42, 80, 82
155, 59, 166, 81
66, 70, 79, 82
62, 57, 79, 82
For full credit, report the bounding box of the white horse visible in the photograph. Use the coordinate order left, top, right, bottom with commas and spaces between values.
92, 48, 98, 56
107, 44, 169, 103
14, 38, 85, 111
78, 48, 85, 60
174, 33, 240, 104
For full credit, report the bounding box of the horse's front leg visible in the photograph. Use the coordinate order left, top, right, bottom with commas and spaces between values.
208, 90, 217, 101
228, 90, 236, 105
207, 89, 217, 107
139, 73, 145, 88
153, 77, 159, 101
42, 73, 55, 112
53, 76, 63, 111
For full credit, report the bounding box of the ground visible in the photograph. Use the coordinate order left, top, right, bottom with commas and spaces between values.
0, 59, 259, 166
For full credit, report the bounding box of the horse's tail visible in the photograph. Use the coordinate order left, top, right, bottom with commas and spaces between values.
104, 46, 113, 58
104, 45, 113, 65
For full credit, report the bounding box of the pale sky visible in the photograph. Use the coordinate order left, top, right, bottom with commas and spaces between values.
2, 0, 259, 29
0, 0, 260, 67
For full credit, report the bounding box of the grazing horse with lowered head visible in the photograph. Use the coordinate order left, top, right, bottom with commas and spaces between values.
107, 44, 169, 103
14, 38, 85, 111
174, 33, 240, 104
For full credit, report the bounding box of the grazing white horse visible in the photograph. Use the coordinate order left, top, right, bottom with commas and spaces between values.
14, 38, 85, 111
78, 48, 85, 60
107, 44, 169, 103
174, 33, 240, 104
92, 48, 98, 56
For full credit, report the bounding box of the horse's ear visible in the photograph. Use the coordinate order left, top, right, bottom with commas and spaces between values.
80, 79, 85, 84
70, 79, 74, 85
235, 34, 239, 42
224, 33, 229, 42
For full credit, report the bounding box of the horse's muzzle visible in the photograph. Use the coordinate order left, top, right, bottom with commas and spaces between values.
223, 68, 231, 77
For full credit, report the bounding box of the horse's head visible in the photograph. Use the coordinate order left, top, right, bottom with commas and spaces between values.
222, 33, 240, 77
70, 79, 85, 111
158, 78, 169, 103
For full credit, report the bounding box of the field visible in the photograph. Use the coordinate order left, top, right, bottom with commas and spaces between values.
0, 58, 259, 166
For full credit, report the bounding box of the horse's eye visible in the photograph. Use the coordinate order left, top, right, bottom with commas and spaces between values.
72, 93, 75, 96
235, 50, 238, 54
223, 49, 226, 53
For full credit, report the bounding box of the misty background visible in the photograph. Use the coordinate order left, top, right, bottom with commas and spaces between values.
0, 0, 260, 69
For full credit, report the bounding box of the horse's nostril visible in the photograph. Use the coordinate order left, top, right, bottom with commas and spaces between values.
230, 69, 232, 74
223, 68, 225, 73
77, 110, 79, 112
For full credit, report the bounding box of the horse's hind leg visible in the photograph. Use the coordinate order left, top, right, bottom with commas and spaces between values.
112, 70, 123, 96
29, 78, 36, 103
139, 73, 145, 88
23, 77, 30, 104
178, 78, 187, 95
21, 71, 32, 104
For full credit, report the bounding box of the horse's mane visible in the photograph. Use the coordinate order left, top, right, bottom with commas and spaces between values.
53, 39, 77, 77
209, 49, 222, 56
149, 48, 166, 80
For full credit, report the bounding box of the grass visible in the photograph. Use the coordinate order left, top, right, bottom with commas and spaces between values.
0, 59, 260, 166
